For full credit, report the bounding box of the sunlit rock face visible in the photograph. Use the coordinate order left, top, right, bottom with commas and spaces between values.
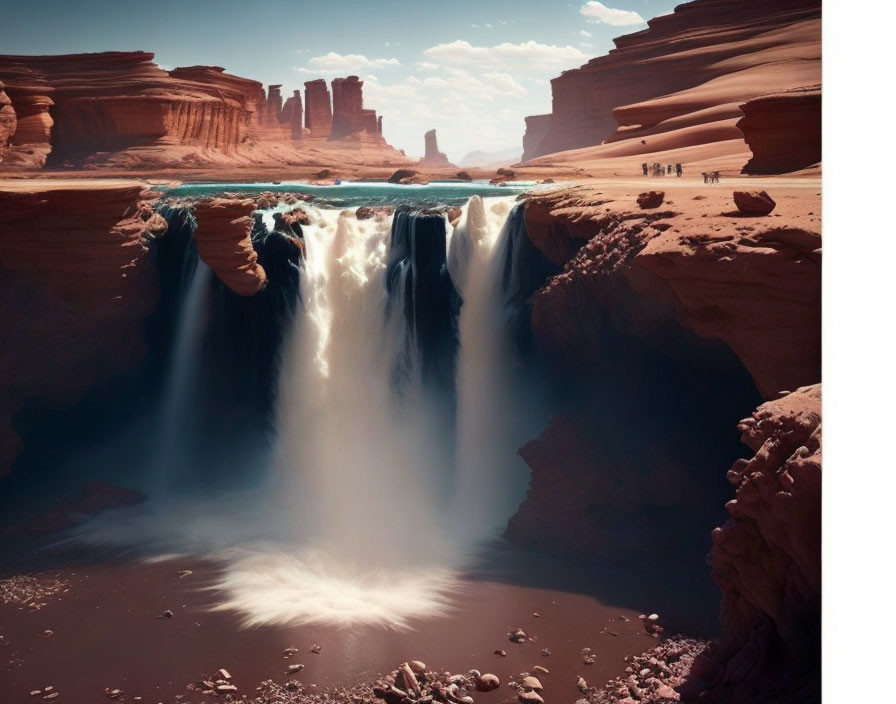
303, 79, 333, 138
0, 53, 261, 167
738, 85, 821, 174
521, 0, 821, 162
0, 80, 17, 162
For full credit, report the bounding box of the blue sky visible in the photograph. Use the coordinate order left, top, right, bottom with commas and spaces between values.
0, 0, 674, 158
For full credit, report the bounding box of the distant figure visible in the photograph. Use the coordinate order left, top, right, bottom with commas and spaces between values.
675, 163, 682, 177
702, 172, 709, 183
712, 170, 720, 183
642, 162, 648, 176
667, 164, 672, 175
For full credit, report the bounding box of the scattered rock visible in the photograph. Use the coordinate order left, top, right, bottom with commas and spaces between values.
388, 169, 419, 184
509, 628, 529, 643
732, 190, 776, 215
476, 674, 500, 691
495, 649, 507, 657
287, 664, 305, 674
519, 691, 544, 704
540, 648, 552, 657
637, 191, 665, 209
214, 669, 232, 681
356, 206, 375, 220
532, 666, 549, 675
409, 660, 427, 674
157, 609, 174, 619
521, 676, 543, 691
310, 644, 322, 654
104, 688, 124, 699
532, 612, 540, 618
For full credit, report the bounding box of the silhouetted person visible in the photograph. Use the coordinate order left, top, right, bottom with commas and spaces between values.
676, 163, 682, 177
702, 172, 709, 183
642, 162, 648, 176
712, 170, 720, 183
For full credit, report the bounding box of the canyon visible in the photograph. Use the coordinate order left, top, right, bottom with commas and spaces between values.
521, 0, 821, 174
0, 52, 408, 171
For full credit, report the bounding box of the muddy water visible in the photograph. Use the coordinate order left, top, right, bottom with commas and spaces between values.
0, 543, 717, 703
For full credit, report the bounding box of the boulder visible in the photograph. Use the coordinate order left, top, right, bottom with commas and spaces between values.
636, 191, 664, 209
733, 190, 776, 215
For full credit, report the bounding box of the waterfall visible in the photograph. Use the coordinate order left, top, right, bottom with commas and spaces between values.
152, 230, 211, 488
450, 196, 548, 539
82, 194, 552, 629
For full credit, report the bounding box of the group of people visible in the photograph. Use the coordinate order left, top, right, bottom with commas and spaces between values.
643, 162, 683, 177
639, 162, 722, 183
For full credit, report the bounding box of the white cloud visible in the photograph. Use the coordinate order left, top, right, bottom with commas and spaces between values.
579, 29, 593, 37
482, 71, 527, 97
580, 2, 645, 26
307, 52, 402, 71
579, 41, 594, 48
423, 39, 587, 71
416, 61, 440, 71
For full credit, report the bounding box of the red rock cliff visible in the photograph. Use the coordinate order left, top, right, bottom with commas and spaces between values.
192, 198, 266, 296
737, 85, 821, 174
521, 0, 821, 164
689, 384, 821, 703
0, 180, 166, 476
0, 53, 263, 167
0, 81, 16, 162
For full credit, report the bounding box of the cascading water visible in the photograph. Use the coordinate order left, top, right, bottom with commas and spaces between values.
78, 190, 554, 629
152, 227, 211, 489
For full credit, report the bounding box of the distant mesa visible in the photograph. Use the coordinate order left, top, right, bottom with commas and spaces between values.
418, 129, 454, 168
0, 52, 406, 170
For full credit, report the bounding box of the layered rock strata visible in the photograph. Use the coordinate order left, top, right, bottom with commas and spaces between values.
191, 198, 266, 296
521, 0, 821, 165
0, 52, 403, 169
738, 85, 821, 174
0, 180, 166, 476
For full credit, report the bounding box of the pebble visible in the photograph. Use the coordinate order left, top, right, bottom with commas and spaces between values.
532, 612, 540, 618
540, 648, 552, 657
519, 691, 544, 704
287, 664, 305, 674
311, 644, 322, 653
495, 649, 507, 657
214, 669, 232, 681
576, 677, 587, 691
475, 674, 500, 692
157, 609, 173, 619
509, 628, 528, 643
584, 657, 595, 665
532, 666, 549, 675
521, 676, 543, 691
409, 660, 427, 674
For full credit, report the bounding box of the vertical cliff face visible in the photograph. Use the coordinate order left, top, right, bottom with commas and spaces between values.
738, 85, 821, 174
689, 384, 821, 703
330, 76, 380, 139
281, 89, 305, 139
192, 198, 267, 296
0, 53, 406, 168
521, 0, 821, 165
0, 54, 262, 167
304, 79, 333, 138
0, 181, 167, 476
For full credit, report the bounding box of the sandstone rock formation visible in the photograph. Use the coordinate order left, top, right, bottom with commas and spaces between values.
0, 180, 166, 476
738, 85, 821, 174
331, 76, 380, 139
0, 52, 406, 169
192, 198, 266, 296
636, 191, 664, 209
507, 185, 820, 561
419, 129, 452, 167
0, 80, 16, 162
690, 384, 821, 703
521, 0, 821, 166
304, 79, 333, 139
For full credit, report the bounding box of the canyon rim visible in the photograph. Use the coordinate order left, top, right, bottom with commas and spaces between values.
1, 2, 825, 704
